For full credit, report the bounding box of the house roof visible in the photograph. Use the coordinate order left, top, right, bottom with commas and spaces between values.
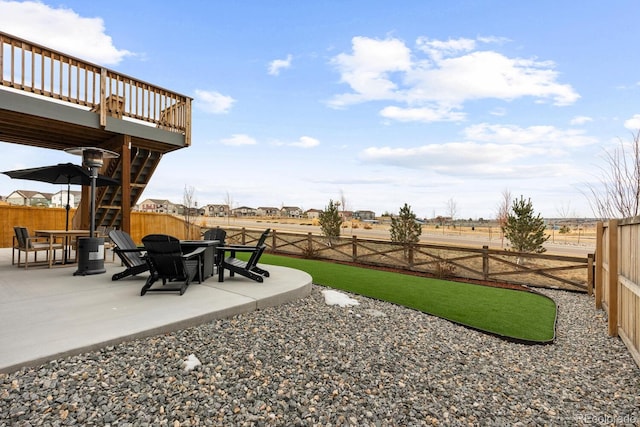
142, 198, 173, 205
9, 190, 54, 198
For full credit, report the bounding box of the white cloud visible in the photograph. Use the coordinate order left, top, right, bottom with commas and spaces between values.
570, 116, 592, 125
463, 123, 597, 147
380, 105, 466, 122
415, 36, 476, 60
0, 0, 132, 65
268, 54, 292, 76
272, 136, 320, 148
329, 35, 579, 120
360, 122, 597, 178
195, 90, 236, 114
407, 51, 578, 106
361, 141, 580, 179
624, 114, 640, 130
290, 136, 320, 148
220, 134, 257, 146
329, 36, 411, 107
361, 141, 536, 169
489, 107, 507, 116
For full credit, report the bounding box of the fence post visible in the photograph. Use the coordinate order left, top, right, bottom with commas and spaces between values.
408, 244, 414, 267
595, 221, 603, 309
307, 232, 313, 256
270, 229, 276, 252
608, 219, 619, 337
482, 245, 489, 280
241, 227, 246, 245
352, 235, 357, 261
587, 253, 594, 296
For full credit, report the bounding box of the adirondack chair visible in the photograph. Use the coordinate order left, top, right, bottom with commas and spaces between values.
140, 234, 205, 296
217, 229, 271, 283
109, 230, 149, 281
218, 244, 268, 283
204, 227, 227, 271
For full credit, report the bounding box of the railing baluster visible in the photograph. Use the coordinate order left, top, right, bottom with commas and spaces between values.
0, 31, 190, 140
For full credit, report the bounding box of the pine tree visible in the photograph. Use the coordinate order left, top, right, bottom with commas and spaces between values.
319, 199, 342, 242
503, 196, 549, 253
390, 203, 422, 244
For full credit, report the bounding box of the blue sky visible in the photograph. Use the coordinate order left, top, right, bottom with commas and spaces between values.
1, 0, 639, 219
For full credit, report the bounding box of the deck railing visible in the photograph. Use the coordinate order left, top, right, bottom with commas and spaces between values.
0, 31, 191, 144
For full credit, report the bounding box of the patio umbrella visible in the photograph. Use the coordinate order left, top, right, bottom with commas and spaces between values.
2, 162, 119, 231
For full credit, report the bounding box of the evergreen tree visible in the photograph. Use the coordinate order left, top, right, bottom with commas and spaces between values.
390, 203, 422, 244
319, 199, 342, 242
503, 196, 549, 253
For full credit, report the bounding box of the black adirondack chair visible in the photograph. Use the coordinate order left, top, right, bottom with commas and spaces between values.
141, 234, 205, 296
204, 227, 227, 270
218, 244, 268, 283
109, 230, 149, 281
217, 229, 271, 283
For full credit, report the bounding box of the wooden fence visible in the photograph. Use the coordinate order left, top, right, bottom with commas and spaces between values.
2, 207, 592, 293
222, 227, 592, 293
596, 218, 640, 367
1, 205, 199, 247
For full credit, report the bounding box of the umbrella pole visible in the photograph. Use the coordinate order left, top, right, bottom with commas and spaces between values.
65, 181, 71, 263
65, 181, 71, 231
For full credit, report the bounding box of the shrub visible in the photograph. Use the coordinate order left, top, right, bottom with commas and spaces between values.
435, 260, 456, 279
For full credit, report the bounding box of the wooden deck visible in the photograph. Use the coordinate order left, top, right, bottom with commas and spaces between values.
0, 31, 193, 232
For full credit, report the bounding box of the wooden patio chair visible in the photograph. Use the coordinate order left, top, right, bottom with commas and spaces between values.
109, 230, 149, 281
140, 234, 205, 296
12, 226, 63, 269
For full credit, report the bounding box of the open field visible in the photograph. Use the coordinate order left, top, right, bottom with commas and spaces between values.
201, 216, 596, 257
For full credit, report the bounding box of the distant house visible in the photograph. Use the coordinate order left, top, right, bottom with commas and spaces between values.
232, 206, 257, 217
6, 190, 53, 207
176, 204, 204, 216
51, 190, 82, 208
354, 210, 376, 221
305, 208, 323, 220
137, 198, 179, 214
257, 207, 279, 217
204, 204, 229, 217
338, 210, 353, 221
280, 206, 302, 218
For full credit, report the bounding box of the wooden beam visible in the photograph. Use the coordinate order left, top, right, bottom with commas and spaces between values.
121, 136, 132, 234
595, 221, 603, 308
608, 219, 619, 337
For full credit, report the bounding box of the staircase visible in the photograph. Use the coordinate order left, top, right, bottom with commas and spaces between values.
77, 147, 163, 230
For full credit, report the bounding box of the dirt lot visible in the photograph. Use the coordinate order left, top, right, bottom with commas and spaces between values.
201, 216, 596, 257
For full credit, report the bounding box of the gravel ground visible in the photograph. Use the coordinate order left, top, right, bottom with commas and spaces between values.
1, 285, 639, 426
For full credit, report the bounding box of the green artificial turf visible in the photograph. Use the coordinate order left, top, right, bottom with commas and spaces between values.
259, 254, 557, 343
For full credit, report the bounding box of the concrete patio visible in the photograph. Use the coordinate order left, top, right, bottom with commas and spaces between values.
0, 248, 312, 373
